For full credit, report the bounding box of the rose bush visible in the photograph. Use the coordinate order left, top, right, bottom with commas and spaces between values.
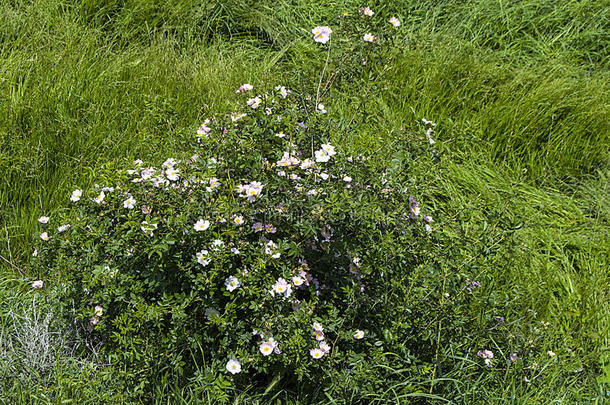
29, 7, 469, 398
32, 77, 436, 386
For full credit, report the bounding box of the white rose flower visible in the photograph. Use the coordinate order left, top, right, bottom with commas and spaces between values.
226, 359, 241, 374
194, 219, 210, 232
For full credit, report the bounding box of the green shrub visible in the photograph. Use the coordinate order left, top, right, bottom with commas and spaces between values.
26, 7, 572, 401
28, 8, 435, 394
32, 79, 439, 392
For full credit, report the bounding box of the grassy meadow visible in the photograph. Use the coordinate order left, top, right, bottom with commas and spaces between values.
0, 0, 608, 403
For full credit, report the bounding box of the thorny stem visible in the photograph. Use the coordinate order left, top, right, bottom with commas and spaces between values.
430, 273, 447, 394
315, 41, 332, 109
321, 51, 353, 97
0, 253, 25, 276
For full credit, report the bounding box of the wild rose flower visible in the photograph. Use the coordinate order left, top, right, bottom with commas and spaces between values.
57, 224, 71, 232
238, 181, 264, 203
300, 159, 315, 170
265, 240, 281, 258
197, 120, 212, 138
231, 112, 246, 122
276, 154, 290, 167
269, 337, 280, 354
312, 26, 332, 44
161, 158, 177, 169
321, 144, 336, 157
363, 33, 376, 43
276, 151, 300, 167
265, 224, 277, 234
236, 83, 253, 93
247, 97, 262, 108
196, 249, 211, 266
209, 177, 221, 189
276, 85, 289, 98
142, 205, 151, 215
233, 216, 245, 226
38, 216, 50, 224
315, 143, 336, 163
310, 348, 324, 359
194, 219, 210, 232
32, 280, 43, 289
140, 221, 158, 237
299, 272, 312, 287
362, 7, 374, 16
123, 196, 136, 209
151, 176, 168, 188
389, 16, 401, 27
211, 239, 224, 251
464, 280, 481, 293
70, 189, 82, 202
259, 341, 274, 356
411, 205, 420, 217
409, 196, 420, 217
319, 341, 331, 353
161, 159, 176, 169
40, 232, 50, 241
313, 322, 323, 332
317, 103, 327, 114
93, 191, 105, 204
477, 349, 494, 366
271, 278, 292, 298
314, 330, 324, 341
140, 168, 154, 180
315, 150, 330, 163
226, 359, 241, 374
353, 330, 365, 339
252, 222, 264, 232
225, 276, 241, 292
94, 305, 103, 316
166, 168, 180, 181
292, 276, 304, 287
